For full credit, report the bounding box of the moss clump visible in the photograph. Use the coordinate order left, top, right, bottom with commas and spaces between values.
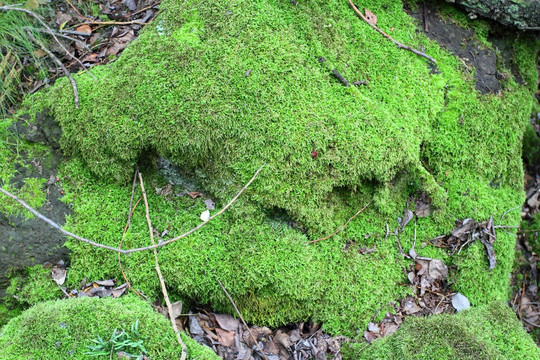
5, 265, 62, 307
0, 295, 218, 359
355, 302, 540, 359
15, 0, 538, 335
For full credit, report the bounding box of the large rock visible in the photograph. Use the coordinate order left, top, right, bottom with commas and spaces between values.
10, 0, 539, 336
446, 0, 540, 29
0, 111, 70, 297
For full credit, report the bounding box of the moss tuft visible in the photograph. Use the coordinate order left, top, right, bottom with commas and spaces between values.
0, 296, 218, 359
355, 302, 540, 359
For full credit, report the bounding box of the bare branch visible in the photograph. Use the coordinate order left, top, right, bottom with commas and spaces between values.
25, 30, 79, 108
348, 0, 437, 64
0, 163, 265, 254
0, 186, 122, 252
139, 172, 187, 360
0, 5, 96, 79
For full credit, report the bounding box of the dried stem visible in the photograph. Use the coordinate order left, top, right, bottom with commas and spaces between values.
308, 199, 373, 244
347, 0, 437, 64
216, 278, 268, 360
25, 30, 79, 108
117, 168, 144, 298
0, 4, 95, 79
139, 172, 187, 360
0, 164, 265, 255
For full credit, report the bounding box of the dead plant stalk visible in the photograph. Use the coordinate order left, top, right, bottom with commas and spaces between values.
0, 163, 265, 254
347, 0, 437, 64
139, 172, 187, 360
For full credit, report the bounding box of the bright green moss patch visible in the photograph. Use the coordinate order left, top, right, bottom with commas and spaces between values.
5, 265, 61, 307
356, 302, 540, 359
0, 296, 217, 359
17, 0, 538, 336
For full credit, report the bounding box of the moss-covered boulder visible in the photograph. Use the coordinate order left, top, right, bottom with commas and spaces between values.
7, 0, 539, 336
357, 302, 540, 359
0, 296, 218, 359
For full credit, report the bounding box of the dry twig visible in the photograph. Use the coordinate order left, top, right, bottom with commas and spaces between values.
25, 30, 79, 108
0, 164, 265, 254
216, 278, 269, 360
347, 0, 437, 64
139, 172, 187, 360
0, 4, 95, 79
308, 199, 373, 244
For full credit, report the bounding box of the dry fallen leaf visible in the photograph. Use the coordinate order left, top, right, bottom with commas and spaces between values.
51, 266, 66, 286
75, 24, 92, 35
216, 328, 236, 347
214, 313, 239, 332
364, 8, 378, 26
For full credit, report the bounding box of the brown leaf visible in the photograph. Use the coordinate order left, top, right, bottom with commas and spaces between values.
188, 191, 203, 199
51, 266, 66, 285
75, 24, 92, 35
95, 279, 115, 287
214, 313, 239, 332
428, 259, 448, 281
364, 8, 378, 26
112, 283, 128, 298
216, 328, 236, 347
170, 300, 183, 319
274, 330, 292, 349
363, 330, 378, 343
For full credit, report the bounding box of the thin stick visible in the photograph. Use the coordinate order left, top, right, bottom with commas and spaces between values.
499, 205, 521, 226
347, 0, 437, 64
0, 5, 95, 79
139, 172, 187, 360
0, 164, 265, 254
124, 163, 266, 253
25, 30, 79, 108
216, 278, 268, 360
24, 27, 91, 51
308, 199, 373, 244
0, 186, 123, 252
117, 168, 143, 297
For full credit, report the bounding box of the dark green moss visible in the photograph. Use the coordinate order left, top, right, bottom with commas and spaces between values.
355, 302, 540, 359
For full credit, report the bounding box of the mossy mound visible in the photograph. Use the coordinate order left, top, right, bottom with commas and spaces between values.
357, 302, 540, 359
12, 0, 539, 335
0, 295, 218, 359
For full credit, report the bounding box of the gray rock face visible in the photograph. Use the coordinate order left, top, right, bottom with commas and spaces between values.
0, 111, 70, 297
446, 0, 540, 29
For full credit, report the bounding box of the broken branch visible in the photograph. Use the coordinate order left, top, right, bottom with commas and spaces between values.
0, 163, 265, 254
139, 172, 187, 360
25, 30, 79, 108
347, 0, 437, 64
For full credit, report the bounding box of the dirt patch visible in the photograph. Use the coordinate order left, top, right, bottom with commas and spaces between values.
407, 2, 499, 94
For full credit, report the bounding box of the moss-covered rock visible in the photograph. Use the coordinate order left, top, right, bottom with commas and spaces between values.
0, 296, 218, 359
8, 0, 539, 336
356, 302, 540, 359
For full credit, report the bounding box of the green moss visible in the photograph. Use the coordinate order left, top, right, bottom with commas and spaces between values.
15, 0, 539, 336
0, 296, 218, 359
355, 302, 540, 359
5, 265, 61, 307
523, 122, 540, 168
0, 177, 46, 219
